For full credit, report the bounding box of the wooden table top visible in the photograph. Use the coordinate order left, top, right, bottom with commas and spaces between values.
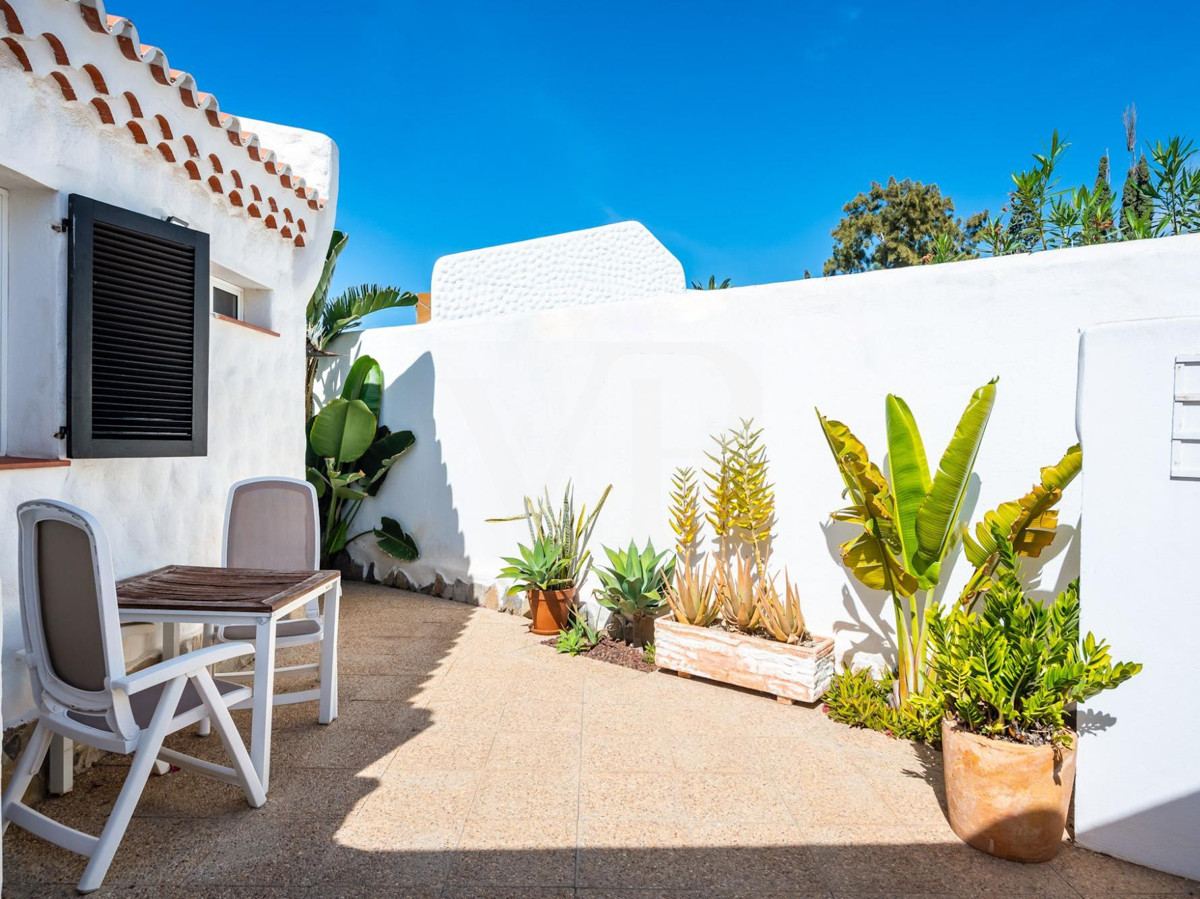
117, 565, 340, 614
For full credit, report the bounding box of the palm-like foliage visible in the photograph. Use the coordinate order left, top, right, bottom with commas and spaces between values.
928, 571, 1140, 747
690, 276, 732, 289
305, 230, 418, 416
958, 444, 1082, 607
817, 379, 998, 703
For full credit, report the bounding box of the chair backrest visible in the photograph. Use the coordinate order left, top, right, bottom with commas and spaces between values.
223, 477, 320, 615
16, 500, 129, 727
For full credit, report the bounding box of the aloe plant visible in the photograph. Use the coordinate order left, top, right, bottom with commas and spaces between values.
704, 419, 775, 576
817, 379, 997, 703
307, 355, 418, 565
664, 555, 720, 627
758, 573, 807, 644
714, 553, 762, 633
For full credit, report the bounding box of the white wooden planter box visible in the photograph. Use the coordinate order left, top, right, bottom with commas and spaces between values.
654, 618, 835, 703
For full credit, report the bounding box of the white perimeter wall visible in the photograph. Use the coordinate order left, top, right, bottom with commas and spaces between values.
431, 221, 685, 320
0, 40, 338, 726
1074, 316, 1200, 880
330, 233, 1200, 678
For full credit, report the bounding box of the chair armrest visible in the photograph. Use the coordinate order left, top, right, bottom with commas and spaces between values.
112, 642, 255, 695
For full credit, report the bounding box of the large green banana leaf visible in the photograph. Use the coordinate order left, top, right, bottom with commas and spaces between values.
913, 379, 998, 583
340, 355, 384, 420
885, 394, 930, 576
309, 397, 377, 464
817, 411, 917, 597
959, 444, 1082, 605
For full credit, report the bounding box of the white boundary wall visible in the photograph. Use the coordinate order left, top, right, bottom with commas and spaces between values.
1075, 316, 1200, 880
431, 221, 685, 320
332, 233, 1200, 678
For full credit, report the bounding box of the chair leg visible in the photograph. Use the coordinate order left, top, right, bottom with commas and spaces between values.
197, 624, 215, 737
1, 721, 53, 834
191, 669, 265, 808
77, 678, 184, 894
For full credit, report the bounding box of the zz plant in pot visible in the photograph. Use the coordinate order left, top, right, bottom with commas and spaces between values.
927, 552, 1140, 862
595, 540, 675, 646
498, 537, 573, 635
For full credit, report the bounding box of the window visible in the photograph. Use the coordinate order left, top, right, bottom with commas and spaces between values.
211, 276, 243, 320
67, 194, 209, 458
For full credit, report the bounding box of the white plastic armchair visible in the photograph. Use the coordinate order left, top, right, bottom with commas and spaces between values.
201, 477, 327, 719
1, 500, 265, 894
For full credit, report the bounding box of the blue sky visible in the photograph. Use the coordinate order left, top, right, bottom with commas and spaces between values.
115, 1, 1200, 327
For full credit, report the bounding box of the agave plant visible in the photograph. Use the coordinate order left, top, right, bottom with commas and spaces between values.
715, 554, 762, 633
817, 379, 997, 703
758, 573, 807, 644
498, 536, 572, 595
489, 483, 611, 591
595, 540, 676, 645
306, 355, 418, 565
958, 444, 1082, 608
664, 555, 720, 628
928, 573, 1141, 747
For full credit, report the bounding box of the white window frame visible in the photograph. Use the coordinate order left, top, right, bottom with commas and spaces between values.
0, 186, 9, 455
211, 275, 244, 321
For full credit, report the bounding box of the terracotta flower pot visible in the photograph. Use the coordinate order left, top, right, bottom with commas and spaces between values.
942, 718, 1077, 863
527, 587, 576, 635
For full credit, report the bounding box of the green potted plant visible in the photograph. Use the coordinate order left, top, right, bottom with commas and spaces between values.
490, 483, 610, 634
498, 537, 573, 635
595, 539, 675, 647
927, 557, 1140, 863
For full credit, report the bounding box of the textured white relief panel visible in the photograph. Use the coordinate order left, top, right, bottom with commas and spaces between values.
431, 221, 685, 320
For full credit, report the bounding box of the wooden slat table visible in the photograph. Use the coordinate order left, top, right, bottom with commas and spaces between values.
113, 565, 342, 793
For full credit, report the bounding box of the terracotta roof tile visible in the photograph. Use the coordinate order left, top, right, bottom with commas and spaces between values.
0, 0, 326, 248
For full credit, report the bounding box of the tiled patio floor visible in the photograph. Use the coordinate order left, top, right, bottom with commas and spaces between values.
4, 583, 1197, 898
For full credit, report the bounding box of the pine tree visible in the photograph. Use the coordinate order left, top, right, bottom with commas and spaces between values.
1094, 153, 1113, 208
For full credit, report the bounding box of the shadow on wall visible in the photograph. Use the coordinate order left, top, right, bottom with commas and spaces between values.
339, 352, 482, 606
1077, 789, 1200, 882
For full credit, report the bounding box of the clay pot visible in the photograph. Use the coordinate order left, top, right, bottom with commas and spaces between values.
527, 587, 576, 635
942, 718, 1077, 863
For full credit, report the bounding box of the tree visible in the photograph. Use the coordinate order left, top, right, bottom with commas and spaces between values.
1094, 152, 1113, 208
824, 178, 979, 276
1120, 155, 1152, 238
306, 230, 418, 417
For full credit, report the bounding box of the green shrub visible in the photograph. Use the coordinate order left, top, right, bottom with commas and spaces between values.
823, 667, 942, 745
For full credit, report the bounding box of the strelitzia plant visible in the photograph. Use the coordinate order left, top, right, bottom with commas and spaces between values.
595, 540, 676, 645
758, 573, 807, 644
664, 556, 721, 628
817, 379, 997, 704
958, 444, 1082, 608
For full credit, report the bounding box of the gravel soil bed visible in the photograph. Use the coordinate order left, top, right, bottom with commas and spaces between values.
540, 635, 657, 672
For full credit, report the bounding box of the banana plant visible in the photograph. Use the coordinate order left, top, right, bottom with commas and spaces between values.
307, 355, 418, 565
817, 379, 997, 703
957, 444, 1082, 608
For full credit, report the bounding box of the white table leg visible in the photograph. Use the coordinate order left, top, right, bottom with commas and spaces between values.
250, 616, 277, 792
152, 623, 182, 776
48, 732, 73, 795
318, 582, 341, 724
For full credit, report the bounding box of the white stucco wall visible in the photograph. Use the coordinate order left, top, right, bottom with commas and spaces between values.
0, 4, 338, 727
331, 233, 1200, 673
430, 221, 685, 320
1074, 316, 1200, 881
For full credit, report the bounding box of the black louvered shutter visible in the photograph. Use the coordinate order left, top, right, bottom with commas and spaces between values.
67, 195, 208, 457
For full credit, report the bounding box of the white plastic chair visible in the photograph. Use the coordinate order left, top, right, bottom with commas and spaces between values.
201, 477, 326, 719
1, 500, 265, 894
